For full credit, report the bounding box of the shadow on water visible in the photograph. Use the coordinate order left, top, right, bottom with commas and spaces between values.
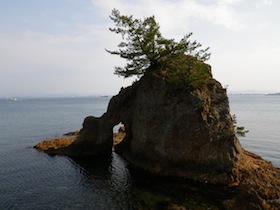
68, 152, 231, 210
68, 153, 134, 209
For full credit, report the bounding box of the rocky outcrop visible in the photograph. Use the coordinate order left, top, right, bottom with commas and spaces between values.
37, 56, 243, 184
226, 150, 280, 209
109, 73, 242, 185
38, 116, 114, 156
34, 129, 125, 151
35, 137, 76, 151
35, 55, 280, 209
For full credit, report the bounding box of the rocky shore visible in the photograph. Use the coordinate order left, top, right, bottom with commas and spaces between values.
35, 128, 280, 209
34, 55, 280, 209
34, 128, 125, 151
227, 150, 280, 209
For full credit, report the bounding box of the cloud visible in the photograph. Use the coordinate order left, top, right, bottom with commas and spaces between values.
255, 0, 273, 7
217, 0, 242, 6
1, 0, 278, 96
0, 18, 123, 73
92, 0, 246, 34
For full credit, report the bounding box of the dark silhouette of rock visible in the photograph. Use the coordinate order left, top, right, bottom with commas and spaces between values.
40, 116, 113, 156
109, 73, 242, 185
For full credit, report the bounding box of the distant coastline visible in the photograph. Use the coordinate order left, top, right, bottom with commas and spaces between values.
265, 92, 280, 96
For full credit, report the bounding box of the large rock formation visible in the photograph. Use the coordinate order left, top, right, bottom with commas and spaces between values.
109, 73, 242, 185
35, 55, 280, 209
42, 56, 242, 184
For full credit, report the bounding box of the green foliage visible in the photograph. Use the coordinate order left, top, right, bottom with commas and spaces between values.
188, 61, 210, 87
106, 9, 210, 78
159, 53, 210, 90
232, 114, 249, 137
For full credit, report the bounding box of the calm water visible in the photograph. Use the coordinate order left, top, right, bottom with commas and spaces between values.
0, 95, 279, 209
229, 94, 280, 167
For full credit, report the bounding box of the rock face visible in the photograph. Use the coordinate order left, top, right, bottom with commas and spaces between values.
110, 73, 242, 185
228, 150, 280, 210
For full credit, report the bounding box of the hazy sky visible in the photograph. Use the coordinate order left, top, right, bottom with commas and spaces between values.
0, 0, 279, 97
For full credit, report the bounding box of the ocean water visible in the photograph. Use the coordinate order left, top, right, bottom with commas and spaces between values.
229, 94, 280, 167
0, 95, 279, 209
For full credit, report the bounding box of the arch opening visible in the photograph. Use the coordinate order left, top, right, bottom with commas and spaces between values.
113, 122, 126, 146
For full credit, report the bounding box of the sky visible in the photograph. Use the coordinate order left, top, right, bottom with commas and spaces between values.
0, 0, 279, 97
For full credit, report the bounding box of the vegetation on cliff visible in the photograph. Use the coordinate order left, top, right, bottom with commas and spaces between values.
157, 53, 211, 90
232, 114, 249, 137
106, 9, 210, 79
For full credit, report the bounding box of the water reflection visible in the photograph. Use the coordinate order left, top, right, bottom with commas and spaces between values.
110, 151, 131, 192
69, 152, 134, 209
70, 154, 113, 180
69, 152, 132, 191
68, 152, 229, 209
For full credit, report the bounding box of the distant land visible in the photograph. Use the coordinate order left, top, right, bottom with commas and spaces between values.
227, 90, 279, 95
0, 94, 111, 99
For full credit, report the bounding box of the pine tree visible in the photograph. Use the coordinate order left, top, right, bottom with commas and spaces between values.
106, 9, 210, 78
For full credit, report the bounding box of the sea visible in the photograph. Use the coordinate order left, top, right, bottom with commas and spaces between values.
0, 94, 279, 209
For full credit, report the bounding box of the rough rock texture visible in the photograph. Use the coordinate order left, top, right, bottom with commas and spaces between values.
225, 149, 280, 210
110, 73, 242, 185
35, 137, 76, 151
